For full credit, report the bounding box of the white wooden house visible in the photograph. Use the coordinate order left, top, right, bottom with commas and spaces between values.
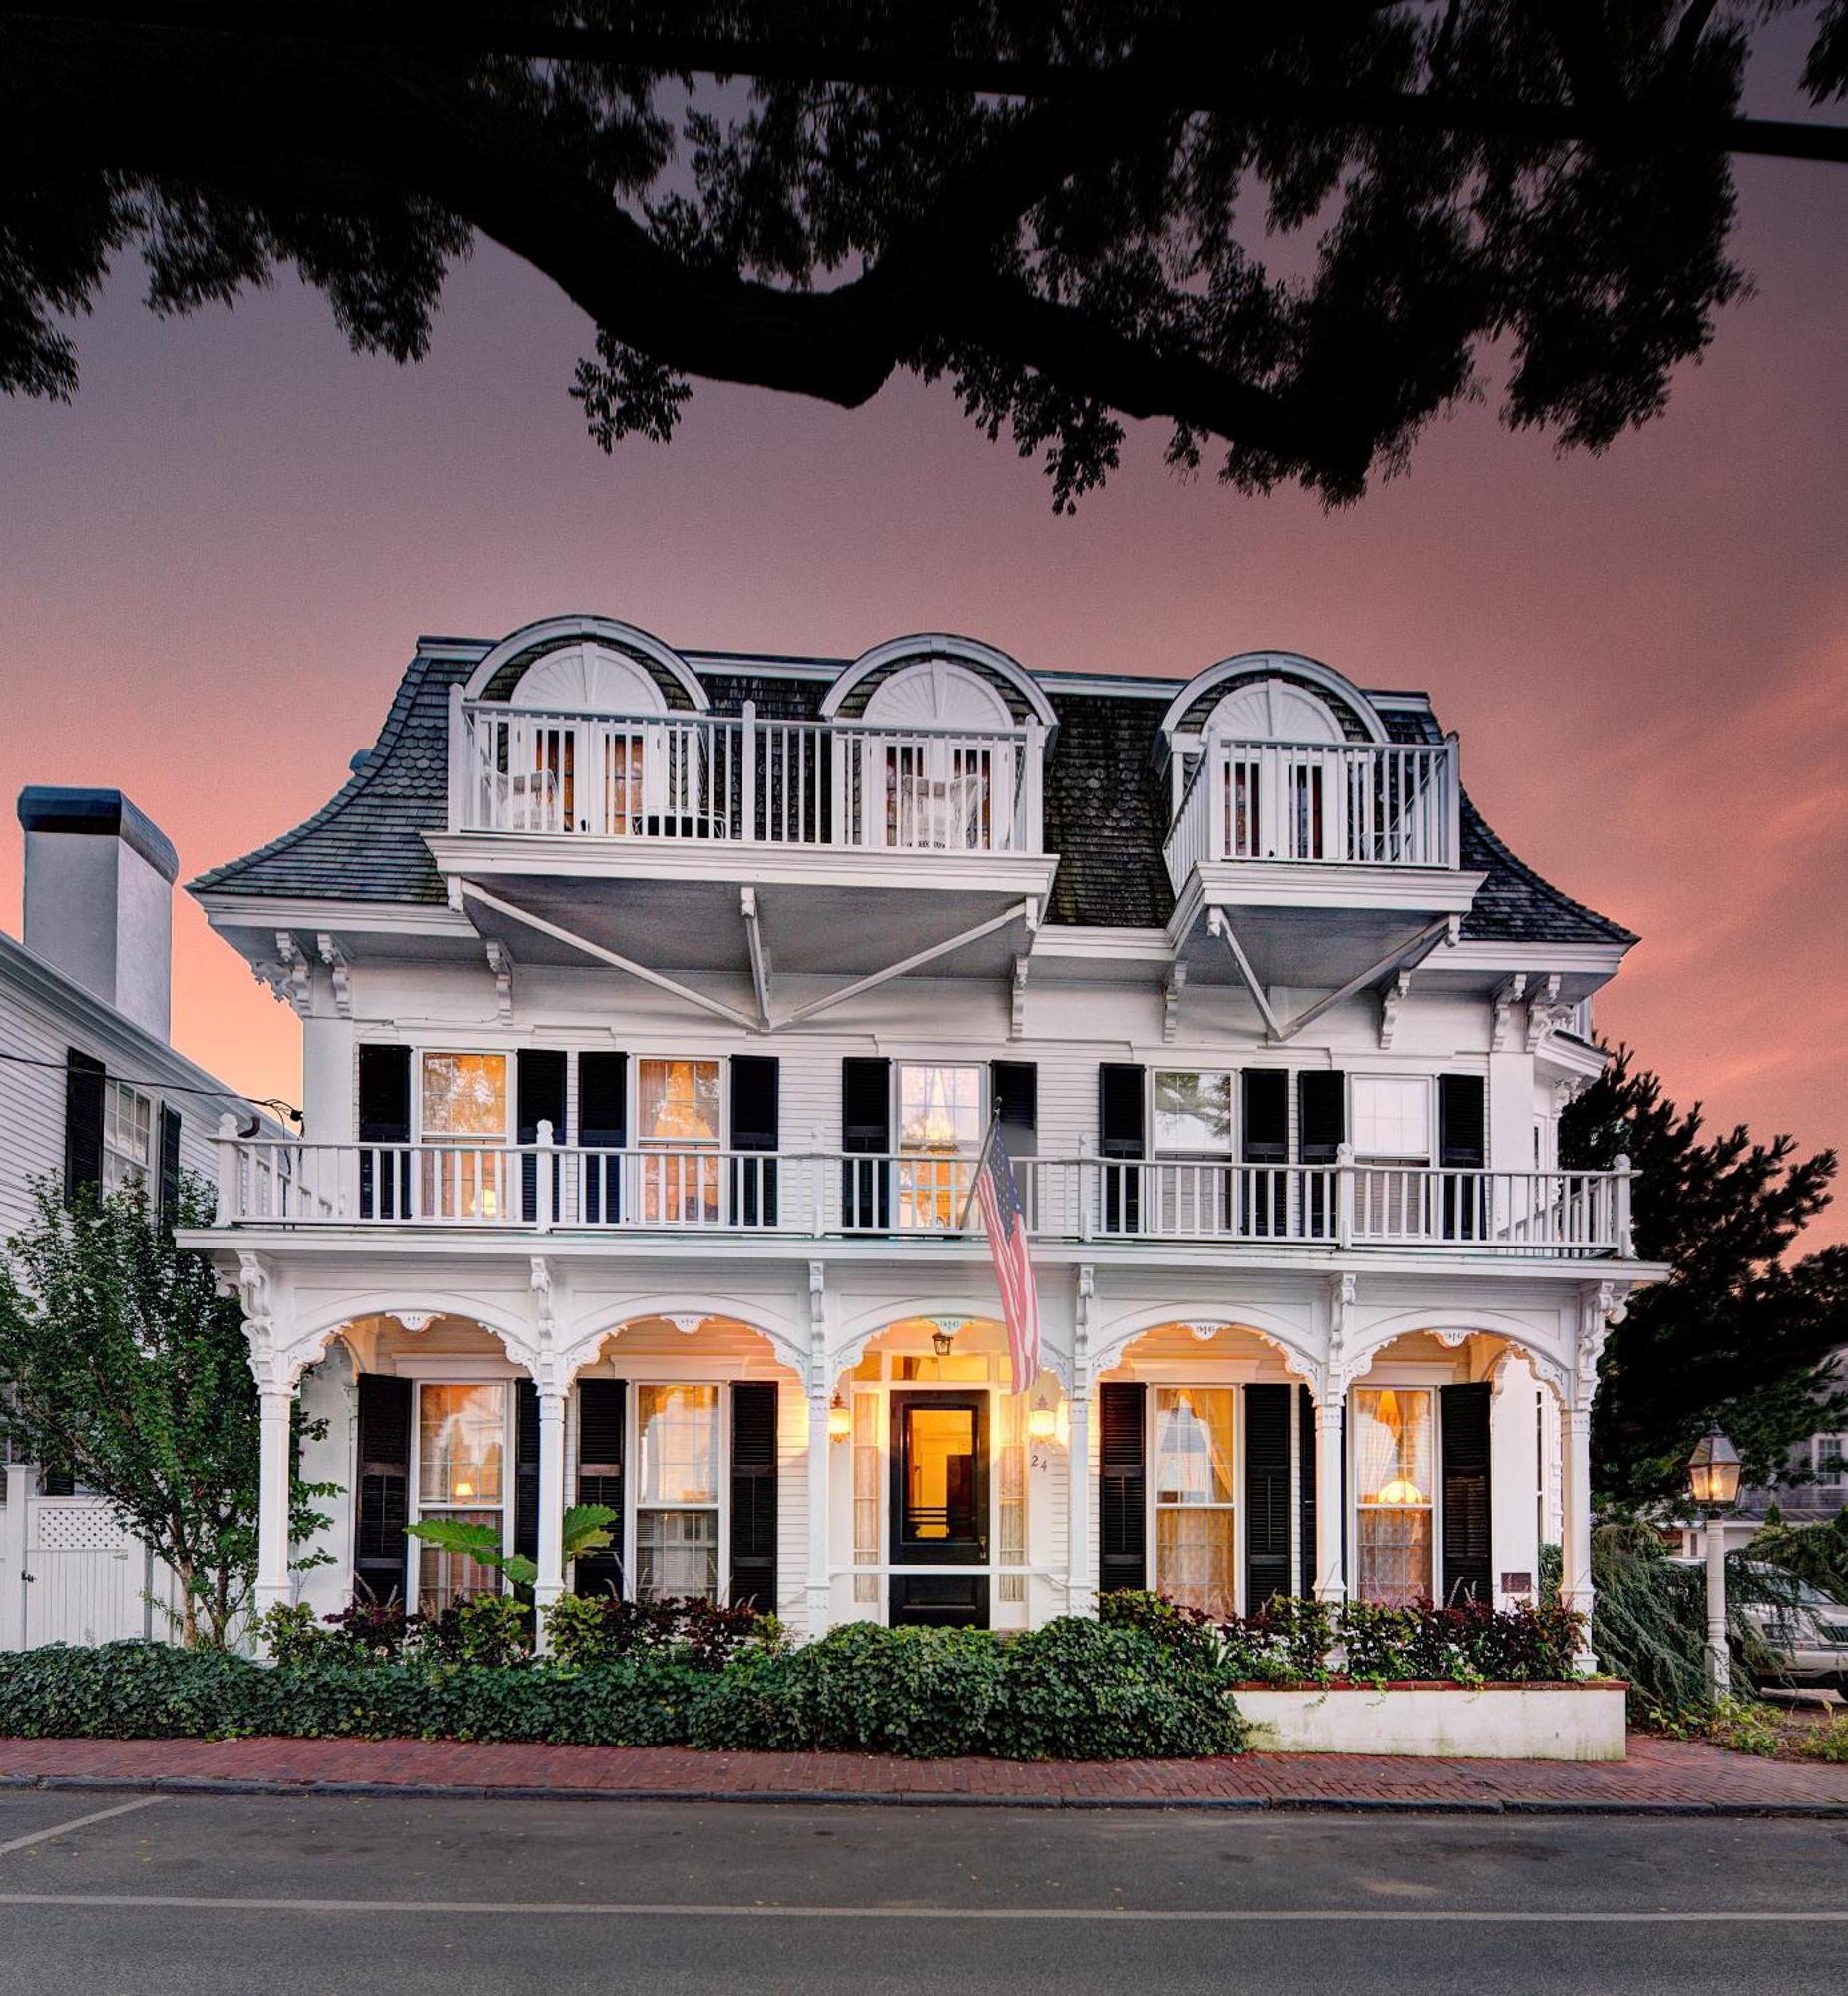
0, 788, 283, 1647
183, 620, 1664, 1660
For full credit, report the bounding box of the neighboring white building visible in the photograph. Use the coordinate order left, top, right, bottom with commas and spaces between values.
0, 788, 283, 1647
183, 620, 1664, 1662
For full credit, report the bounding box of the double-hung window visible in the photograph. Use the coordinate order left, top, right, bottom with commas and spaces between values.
896, 1062, 982, 1230
1353, 1387, 1434, 1605
1151, 1070, 1232, 1235
1153, 1387, 1237, 1619
102, 1080, 153, 1194
419, 1052, 509, 1220
1350, 1076, 1431, 1237
415, 1382, 507, 1613
635, 1384, 721, 1599
635, 1058, 722, 1224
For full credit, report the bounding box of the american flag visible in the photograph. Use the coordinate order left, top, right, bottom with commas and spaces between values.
964, 1118, 1041, 1395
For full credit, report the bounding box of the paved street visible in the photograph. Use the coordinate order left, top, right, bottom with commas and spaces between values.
0, 1787, 1844, 1994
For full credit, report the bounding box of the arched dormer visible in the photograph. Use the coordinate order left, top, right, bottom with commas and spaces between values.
1159, 652, 1388, 748
465, 615, 708, 713
821, 635, 1058, 733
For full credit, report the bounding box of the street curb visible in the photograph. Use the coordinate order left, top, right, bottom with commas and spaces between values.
4, 1772, 1846, 1817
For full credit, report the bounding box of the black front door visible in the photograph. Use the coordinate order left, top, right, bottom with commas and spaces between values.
888, 1392, 989, 1627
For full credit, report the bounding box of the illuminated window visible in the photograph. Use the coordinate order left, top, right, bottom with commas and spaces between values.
1153, 1070, 1233, 1154
415, 1383, 506, 1614
896, 1063, 982, 1229
635, 1059, 721, 1224
636, 1384, 720, 1599
419, 1053, 509, 1220
1154, 1388, 1236, 1619
1354, 1387, 1434, 1604
102, 1080, 154, 1193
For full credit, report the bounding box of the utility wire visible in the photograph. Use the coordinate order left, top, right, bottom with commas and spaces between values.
0, 1049, 301, 1125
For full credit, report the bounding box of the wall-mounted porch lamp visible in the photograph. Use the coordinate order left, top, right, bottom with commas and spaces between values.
1028, 1396, 1058, 1445
827, 1391, 852, 1442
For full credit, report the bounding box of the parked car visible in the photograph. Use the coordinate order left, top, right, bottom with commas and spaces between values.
1739, 1568, 1848, 1691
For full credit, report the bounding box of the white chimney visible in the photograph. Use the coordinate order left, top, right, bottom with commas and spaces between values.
16, 787, 179, 1042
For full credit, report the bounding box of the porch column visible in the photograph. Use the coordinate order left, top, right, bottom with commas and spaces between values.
255, 1388, 293, 1617
1561, 1407, 1597, 1671
806, 1387, 832, 1635
1065, 1378, 1094, 1618
1312, 1395, 1347, 1604
533, 1389, 568, 1648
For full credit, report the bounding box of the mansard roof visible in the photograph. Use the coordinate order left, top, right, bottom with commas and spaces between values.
189, 631, 1636, 947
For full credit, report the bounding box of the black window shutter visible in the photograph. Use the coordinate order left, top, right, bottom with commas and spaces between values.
579, 1051, 627, 1225
157, 1103, 183, 1228
1298, 1070, 1345, 1239
992, 1061, 1037, 1155
353, 1374, 413, 1603
1243, 1384, 1291, 1612
730, 1056, 780, 1228
574, 1377, 626, 1597
1098, 1381, 1147, 1593
1098, 1063, 1146, 1234
729, 1381, 779, 1612
1242, 1072, 1288, 1162
63, 1048, 105, 1205
1441, 1382, 1494, 1606
1438, 1075, 1486, 1167
517, 1049, 567, 1225
1241, 1070, 1289, 1236
1438, 1075, 1487, 1240
841, 1056, 891, 1229
357, 1045, 411, 1220
1297, 1384, 1318, 1598
513, 1378, 540, 1566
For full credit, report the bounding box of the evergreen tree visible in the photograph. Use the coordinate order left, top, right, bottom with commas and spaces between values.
0, 1175, 335, 1648
1563, 1049, 1848, 1508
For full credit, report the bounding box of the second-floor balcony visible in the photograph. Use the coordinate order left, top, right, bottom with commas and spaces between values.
216, 1137, 1633, 1260
448, 693, 1046, 856
1165, 736, 1460, 890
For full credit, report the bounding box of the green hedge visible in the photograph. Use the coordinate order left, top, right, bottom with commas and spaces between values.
0, 1617, 1248, 1761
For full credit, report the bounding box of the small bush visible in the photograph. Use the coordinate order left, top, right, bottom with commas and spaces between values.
1335, 1599, 1582, 1683
0, 1642, 276, 1741
1799, 1718, 1848, 1764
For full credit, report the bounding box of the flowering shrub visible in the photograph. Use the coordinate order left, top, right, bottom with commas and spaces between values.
543, 1594, 776, 1672
1096, 1589, 1584, 1683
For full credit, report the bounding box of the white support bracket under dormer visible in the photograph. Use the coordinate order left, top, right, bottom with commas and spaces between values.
777, 899, 1037, 1031
1260, 911, 1459, 1046
740, 887, 772, 1031
1010, 953, 1030, 1040
315, 933, 351, 1019
458, 881, 760, 1031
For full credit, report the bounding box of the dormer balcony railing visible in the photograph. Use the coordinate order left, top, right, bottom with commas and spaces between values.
214, 1136, 1632, 1259
1165, 736, 1459, 887
448, 693, 1046, 856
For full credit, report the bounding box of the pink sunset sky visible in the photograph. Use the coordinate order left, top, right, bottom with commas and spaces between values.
1, 110, 1844, 1245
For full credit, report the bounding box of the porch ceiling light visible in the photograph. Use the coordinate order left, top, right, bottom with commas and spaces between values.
932, 1325, 957, 1358
1028, 1396, 1058, 1444
827, 1392, 852, 1442
1687, 1426, 1741, 1511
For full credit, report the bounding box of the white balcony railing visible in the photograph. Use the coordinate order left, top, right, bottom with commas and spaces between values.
216, 1133, 1632, 1258
1165, 735, 1459, 886
448, 691, 1046, 855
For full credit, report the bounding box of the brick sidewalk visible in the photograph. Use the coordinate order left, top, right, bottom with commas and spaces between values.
2, 1735, 1845, 1811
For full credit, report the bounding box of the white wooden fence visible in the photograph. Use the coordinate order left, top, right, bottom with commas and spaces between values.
0, 1473, 178, 1650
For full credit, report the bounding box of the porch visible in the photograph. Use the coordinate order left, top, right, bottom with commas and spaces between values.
215, 1131, 1635, 1260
